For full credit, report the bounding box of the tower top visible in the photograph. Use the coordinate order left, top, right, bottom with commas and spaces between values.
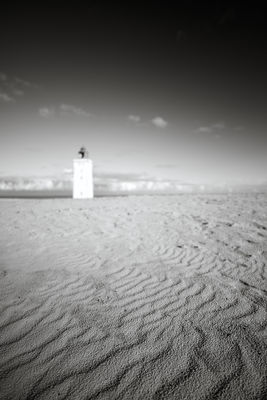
78, 146, 89, 159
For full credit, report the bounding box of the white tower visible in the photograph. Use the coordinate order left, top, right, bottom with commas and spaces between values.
73, 147, 94, 199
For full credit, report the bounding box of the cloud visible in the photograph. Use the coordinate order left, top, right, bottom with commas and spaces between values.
128, 115, 168, 128
60, 104, 91, 117
212, 122, 225, 129
195, 126, 213, 133
151, 116, 168, 128
128, 115, 141, 123
194, 121, 225, 136
0, 92, 15, 103
39, 107, 54, 118
38, 104, 91, 118
0, 73, 39, 104
15, 77, 39, 89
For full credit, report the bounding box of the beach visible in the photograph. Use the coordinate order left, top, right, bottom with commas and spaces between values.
0, 194, 267, 399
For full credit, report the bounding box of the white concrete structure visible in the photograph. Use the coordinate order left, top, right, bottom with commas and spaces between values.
73, 158, 94, 199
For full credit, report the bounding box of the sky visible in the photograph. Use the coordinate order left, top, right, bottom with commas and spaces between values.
0, 1, 267, 192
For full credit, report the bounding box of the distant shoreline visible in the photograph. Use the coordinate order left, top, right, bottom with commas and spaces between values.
0, 190, 266, 199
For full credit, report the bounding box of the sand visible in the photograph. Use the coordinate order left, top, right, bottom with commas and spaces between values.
0, 194, 267, 399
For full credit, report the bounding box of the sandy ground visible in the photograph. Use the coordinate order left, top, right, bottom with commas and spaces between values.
0, 194, 267, 400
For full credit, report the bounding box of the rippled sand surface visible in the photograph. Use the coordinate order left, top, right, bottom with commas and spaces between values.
0, 194, 267, 399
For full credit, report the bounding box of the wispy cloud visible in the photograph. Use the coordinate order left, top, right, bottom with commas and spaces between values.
195, 126, 212, 133
212, 122, 225, 129
127, 115, 169, 128
194, 121, 225, 137
0, 72, 39, 104
39, 104, 91, 118
60, 104, 91, 117
39, 107, 55, 118
0, 92, 15, 103
14, 77, 39, 89
128, 114, 141, 123
151, 116, 168, 128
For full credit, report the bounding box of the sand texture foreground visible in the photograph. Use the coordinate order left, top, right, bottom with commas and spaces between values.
0, 194, 267, 400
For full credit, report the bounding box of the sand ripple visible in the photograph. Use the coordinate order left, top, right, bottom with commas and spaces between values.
0, 194, 267, 399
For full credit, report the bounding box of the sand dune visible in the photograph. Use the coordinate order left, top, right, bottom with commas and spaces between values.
0, 194, 267, 399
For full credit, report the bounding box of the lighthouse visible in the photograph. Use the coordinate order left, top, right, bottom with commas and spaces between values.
73, 147, 94, 199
